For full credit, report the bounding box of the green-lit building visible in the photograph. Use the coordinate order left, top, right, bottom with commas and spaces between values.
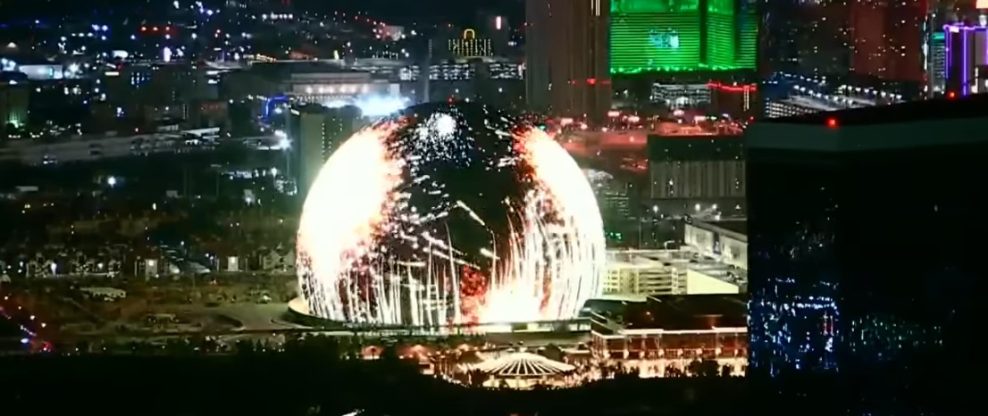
610, 0, 757, 75
0, 72, 29, 137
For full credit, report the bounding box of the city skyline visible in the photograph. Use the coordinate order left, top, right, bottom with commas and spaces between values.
1, 0, 986, 415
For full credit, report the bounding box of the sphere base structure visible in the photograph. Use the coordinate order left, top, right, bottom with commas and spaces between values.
286, 297, 590, 335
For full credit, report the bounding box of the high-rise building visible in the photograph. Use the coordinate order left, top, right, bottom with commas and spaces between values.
0, 72, 29, 137
850, 0, 927, 84
925, 1, 988, 96
944, 23, 988, 96
525, 0, 611, 121
475, 11, 512, 55
927, 30, 948, 95
746, 95, 984, 412
762, 0, 853, 78
759, 0, 800, 75
289, 104, 362, 198
764, 0, 928, 84
610, 0, 757, 74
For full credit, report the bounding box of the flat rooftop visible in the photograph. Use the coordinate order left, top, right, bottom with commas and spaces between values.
715, 220, 746, 235
647, 136, 744, 161
690, 219, 747, 237
606, 249, 747, 288
746, 94, 988, 152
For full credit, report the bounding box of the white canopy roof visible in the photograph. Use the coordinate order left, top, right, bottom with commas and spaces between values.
467, 352, 575, 377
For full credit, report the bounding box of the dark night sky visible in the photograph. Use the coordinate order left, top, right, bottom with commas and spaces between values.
300, 0, 523, 24
0, 0, 524, 26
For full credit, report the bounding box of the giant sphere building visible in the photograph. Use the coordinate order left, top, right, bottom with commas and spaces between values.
296, 103, 605, 326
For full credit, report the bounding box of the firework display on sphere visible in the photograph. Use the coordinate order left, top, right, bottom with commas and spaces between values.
296, 103, 605, 326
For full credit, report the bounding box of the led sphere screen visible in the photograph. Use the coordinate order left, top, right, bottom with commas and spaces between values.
297, 103, 605, 326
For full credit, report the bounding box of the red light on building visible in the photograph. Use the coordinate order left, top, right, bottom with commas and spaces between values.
707, 82, 757, 93
948, 91, 957, 100
826, 117, 839, 129
586, 78, 597, 85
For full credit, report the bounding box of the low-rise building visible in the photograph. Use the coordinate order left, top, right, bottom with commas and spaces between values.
604, 250, 686, 296
259, 246, 294, 273
683, 219, 747, 271
590, 294, 747, 377
604, 249, 745, 297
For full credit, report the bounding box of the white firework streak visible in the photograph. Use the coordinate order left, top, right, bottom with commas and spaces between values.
297, 123, 605, 327
296, 123, 403, 323
477, 129, 605, 322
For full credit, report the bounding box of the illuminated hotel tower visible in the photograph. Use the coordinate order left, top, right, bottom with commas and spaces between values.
449, 29, 494, 58
525, 0, 611, 122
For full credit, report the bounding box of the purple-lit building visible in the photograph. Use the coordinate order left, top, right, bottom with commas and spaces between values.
944, 23, 988, 96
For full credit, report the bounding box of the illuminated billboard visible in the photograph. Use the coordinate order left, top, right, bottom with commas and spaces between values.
610, 0, 757, 74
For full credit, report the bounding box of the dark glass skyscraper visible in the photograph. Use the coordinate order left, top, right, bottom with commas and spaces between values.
761, 0, 854, 78
746, 95, 985, 414
762, 0, 929, 86
525, 0, 611, 121
850, 0, 928, 84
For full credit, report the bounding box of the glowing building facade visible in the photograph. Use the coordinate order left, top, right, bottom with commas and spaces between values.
610, 0, 757, 74
0, 73, 29, 136
928, 30, 948, 95
449, 29, 494, 58
944, 23, 988, 96
746, 96, 985, 412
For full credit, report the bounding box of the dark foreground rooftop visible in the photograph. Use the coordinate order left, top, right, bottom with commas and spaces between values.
747, 93, 988, 153
766, 92, 988, 126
